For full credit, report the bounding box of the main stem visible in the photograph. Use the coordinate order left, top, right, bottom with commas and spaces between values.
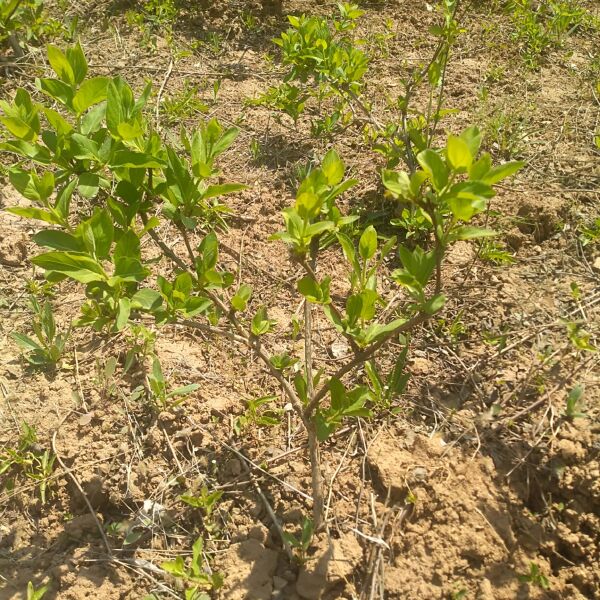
304, 239, 324, 530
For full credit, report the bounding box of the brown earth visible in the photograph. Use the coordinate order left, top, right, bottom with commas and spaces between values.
1, 1, 599, 599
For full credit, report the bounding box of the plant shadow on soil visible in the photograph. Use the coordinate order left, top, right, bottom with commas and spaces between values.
103, 0, 289, 57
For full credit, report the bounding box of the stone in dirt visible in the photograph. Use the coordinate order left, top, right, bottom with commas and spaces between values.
218, 537, 278, 599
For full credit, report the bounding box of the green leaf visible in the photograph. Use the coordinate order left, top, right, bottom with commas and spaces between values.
36, 78, 74, 108
111, 257, 149, 283
106, 77, 133, 136
251, 306, 272, 336
297, 276, 330, 304
459, 126, 482, 157
321, 149, 345, 185
305, 221, 334, 237
382, 169, 412, 199
54, 179, 76, 221
198, 232, 219, 271
161, 556, 186, 577
361, 318, 406, 345
422, 293, 446, 314
117, 121, 144, 140
359, 225, 377, 261
231, 284, 252, 312
212, 126, 240, 157
31, 252, 106, 283
295, 192, 322, 220
446, 135, 472, 171
417, 149, 448, 192
202, 183, 247, 200
66, 42, 88, 85
78, 172, 100, 199
329, 377, 346, 411
447, 196, 484, 222
448, 226, 496, 241
27, 581, 49, 600
6, 206, 62, 225
315, 413, 334, 441
364, 361, 383, 397
87, 208, 114, 259
9, 169, 54, 202
0, 115, 37, 141
12, 332, 44, 353
110, 151, 164, 169
43, 107, 73, 135
131, 289, 163, 311
167, 384, 200, 398
47, 44, 75, 85
81, 101, 106, 135
33, 230, 83, 252
469, 153, 492, 180
337, 232, 360, 273
115, 298, 131, 331
480, 161, 524, 185
72, 77, 110, 114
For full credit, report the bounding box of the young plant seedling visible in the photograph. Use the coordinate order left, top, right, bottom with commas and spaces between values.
1, 43, 523, 533
0, 422, 55, 503
564, 384, 586, 420
27, 581, 48, 600
518, 561, 550, 589
11, 297, 69, 367
146, 357, 200, 410
282, 516, 314, 563
161, 536, 222, 599
233, 395, 283, 435
180, 486, 223, 519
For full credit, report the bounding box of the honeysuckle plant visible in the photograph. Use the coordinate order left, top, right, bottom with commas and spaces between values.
1, 43, 522, 532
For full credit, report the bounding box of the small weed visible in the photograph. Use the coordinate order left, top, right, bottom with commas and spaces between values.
191, 31, 225, 56
161, 537, 223, 598
483, 328, 508, 351
518, 561, 550, 589
127, 0, 177, 31
240, 9, 259, 32
282, 516, 314, 563
563, 320, 597, 352
578, 217, 600, 246
1, 0, 64, 53
258, 4, 368, 132
389, 206, 432, 241
160, 80, 209, 125
27, 581, 48, 600
564, 384, 586, 419
509, 0, 593, 68
180, 487, 223, 519
11, 298, 69, 368
146, 357, 200, 409
482, 104, 529, 159
437, 311, 468, 346
233, 395, 282, 435
0, 422, 55, 503
479, 240, 515, 265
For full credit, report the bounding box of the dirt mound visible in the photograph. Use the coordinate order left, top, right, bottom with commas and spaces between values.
366, 427, 592, 599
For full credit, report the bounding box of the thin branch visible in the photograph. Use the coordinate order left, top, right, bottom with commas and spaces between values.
301, 258, 361, 355
141, 212, 190, 273
305, 310, 430, 418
